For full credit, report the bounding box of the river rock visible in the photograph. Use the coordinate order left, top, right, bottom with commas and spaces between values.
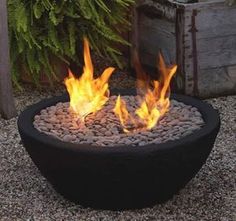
33, 96, 205, 147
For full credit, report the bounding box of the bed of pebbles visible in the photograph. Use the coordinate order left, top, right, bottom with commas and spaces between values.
33, 95, 205, 147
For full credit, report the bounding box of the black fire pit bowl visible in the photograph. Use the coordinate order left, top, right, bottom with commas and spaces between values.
18, 90, 220, 210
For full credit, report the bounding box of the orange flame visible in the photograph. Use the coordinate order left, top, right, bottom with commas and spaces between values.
114, 53, 177, 132
64, 38, 115, 119
113, 95, 130, 133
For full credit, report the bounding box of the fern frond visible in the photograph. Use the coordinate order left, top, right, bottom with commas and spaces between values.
8, 0, 135, 87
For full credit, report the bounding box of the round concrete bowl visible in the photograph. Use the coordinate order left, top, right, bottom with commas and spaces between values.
17, 90, 220, 210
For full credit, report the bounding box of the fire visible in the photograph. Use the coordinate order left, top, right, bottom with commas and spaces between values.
114, 53, 177, 132
64, 38, 176, 132
113, 95, 130, 133
64, 38, 115, 119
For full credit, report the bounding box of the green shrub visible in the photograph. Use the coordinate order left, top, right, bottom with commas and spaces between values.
8, 0, 134, 88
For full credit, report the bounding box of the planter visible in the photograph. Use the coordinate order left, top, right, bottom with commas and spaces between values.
17, 89, 220, 210
132, 0, 236, 97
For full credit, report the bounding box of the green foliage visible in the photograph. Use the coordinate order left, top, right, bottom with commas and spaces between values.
8, 0, 134, 88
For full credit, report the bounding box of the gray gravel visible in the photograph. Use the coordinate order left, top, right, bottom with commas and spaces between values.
0, 86, 235, 221
33, 96, 204, 146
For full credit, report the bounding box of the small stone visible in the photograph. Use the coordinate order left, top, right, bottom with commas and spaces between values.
63, 134, 76, 142
124, 139, 132, 145
191, 107, 198, 112
85, 138, 94, 144
40, 109, 47, 115
100, 128, 107, 133
86, 131, 94, 137
50, 129, 61, 135
94, 124, 102, 129
182, 131, 193, 137
171, 119, 180, 125
111, 128, 119, 135
100, 118, 106, 124
46, 123, 54, 130
38, 126, 48, 132
105, 131, 112, 136
152, 138, 162, 144
34, 115, 40, 121
139, 141, 147, 146
55, 109, 64, 115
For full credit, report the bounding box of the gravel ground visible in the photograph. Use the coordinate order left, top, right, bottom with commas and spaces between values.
0, 84, 235, 221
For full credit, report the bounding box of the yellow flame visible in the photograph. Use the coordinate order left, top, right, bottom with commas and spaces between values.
113, 95, 131, 133
114, 53, 177, 132
64, 38, 115, 119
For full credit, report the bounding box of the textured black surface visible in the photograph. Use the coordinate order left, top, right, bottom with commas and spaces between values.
17, 90, 220, 210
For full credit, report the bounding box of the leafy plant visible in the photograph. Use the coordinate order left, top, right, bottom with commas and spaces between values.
8, 0, 134, 88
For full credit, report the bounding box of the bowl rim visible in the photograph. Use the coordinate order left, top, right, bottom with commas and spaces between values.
17, 89, 220, 155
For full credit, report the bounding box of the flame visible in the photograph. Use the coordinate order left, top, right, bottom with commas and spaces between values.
64, 38, 115, 119
114, 53, 177, 132
113, 95, 130, 133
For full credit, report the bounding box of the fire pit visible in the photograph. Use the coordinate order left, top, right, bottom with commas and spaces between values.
17, 39, 220, 210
